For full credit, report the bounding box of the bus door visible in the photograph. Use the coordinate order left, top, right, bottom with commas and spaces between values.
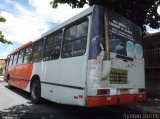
58, 20, 89, 105
42, 31, 62, 102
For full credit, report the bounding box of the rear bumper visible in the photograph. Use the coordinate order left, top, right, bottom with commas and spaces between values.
87, 96, 117, 107
87, 93, 146, 107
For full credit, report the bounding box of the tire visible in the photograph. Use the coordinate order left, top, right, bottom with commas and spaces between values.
7, 76, 12, 88
30, 80, 41, 104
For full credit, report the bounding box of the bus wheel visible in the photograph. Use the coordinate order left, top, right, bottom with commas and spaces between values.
7, 76, 12, 88
31, 80, 41, 104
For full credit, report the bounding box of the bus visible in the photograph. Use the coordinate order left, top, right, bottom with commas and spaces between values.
4, 5, 146, 107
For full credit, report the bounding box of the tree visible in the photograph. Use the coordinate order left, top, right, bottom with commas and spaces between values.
0, 16, 12, 44
50, 0, 160, 34
0, 68, 3, 75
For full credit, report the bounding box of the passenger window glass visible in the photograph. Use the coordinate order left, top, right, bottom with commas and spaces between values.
62, 42, 72, 57
46, 32, 62, 46
65, 26, 76, 41
13, 52, 18, 65
17, 49, 24, 64
32, 40, 44, 62
33, 41, 43, 52
9, 55, 13, 66
76, 21, 88, 38
23, 45, 32, 63
44, 31, 62, 61
6, 55, 10, 66
72, 38, 86, 55
62, 20, 88, 58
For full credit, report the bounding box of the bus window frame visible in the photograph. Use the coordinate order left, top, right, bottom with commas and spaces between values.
23, 44, 33, 64
12, 52, 19, 65
32, 39, 44, 63
6, 55, 11, 66
61, 18, 89, 58
43, 30, 63, 61
17, 48, 25, 65
8, 54, 13, 66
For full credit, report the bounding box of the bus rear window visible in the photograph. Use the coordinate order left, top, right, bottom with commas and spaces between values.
108, 11, 142, 59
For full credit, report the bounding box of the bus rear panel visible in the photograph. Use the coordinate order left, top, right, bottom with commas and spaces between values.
87, 6, 146, 107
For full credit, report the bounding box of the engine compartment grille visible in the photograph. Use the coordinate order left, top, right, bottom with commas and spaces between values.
110, 68, 128, 84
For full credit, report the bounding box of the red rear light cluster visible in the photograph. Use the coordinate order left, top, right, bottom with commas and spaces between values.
97, 89, 110, 95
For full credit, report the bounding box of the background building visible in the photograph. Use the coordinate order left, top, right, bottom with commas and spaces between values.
144, 32, 160, 98
0, 59, 6, 76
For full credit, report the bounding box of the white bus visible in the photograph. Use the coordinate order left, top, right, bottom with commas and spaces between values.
4, 5, 146, 107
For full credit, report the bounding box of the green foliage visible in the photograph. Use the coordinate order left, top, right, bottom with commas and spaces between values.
0, 31, 13, 44
50, 0, 88, 8
0, 16, 6, 23
0, 16, 13, 44
50, 0, 160, 34
0, 68, 3, 75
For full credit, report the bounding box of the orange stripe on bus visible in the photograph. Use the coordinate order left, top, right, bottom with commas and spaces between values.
9, 63, 33, 90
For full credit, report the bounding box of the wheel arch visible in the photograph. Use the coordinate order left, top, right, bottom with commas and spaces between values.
30, 74, 41, 92
6, 74, 10, 82
30, 74, 42, 104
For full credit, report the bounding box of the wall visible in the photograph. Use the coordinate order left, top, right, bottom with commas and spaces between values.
144, 33, 160, 98
0, 59, 6, 76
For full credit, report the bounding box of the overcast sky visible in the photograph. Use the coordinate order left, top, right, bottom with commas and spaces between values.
0, 0, 160, 59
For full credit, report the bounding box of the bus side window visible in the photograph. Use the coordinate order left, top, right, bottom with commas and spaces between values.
9, 54, 13, 66
17, 49, 24, 64
7, 55, 10, 66
62, 20, 88, 58
43, 31, 62, 61
32, 40, 44, 62
12, 52, 18, 65
23, 45, 32, 64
